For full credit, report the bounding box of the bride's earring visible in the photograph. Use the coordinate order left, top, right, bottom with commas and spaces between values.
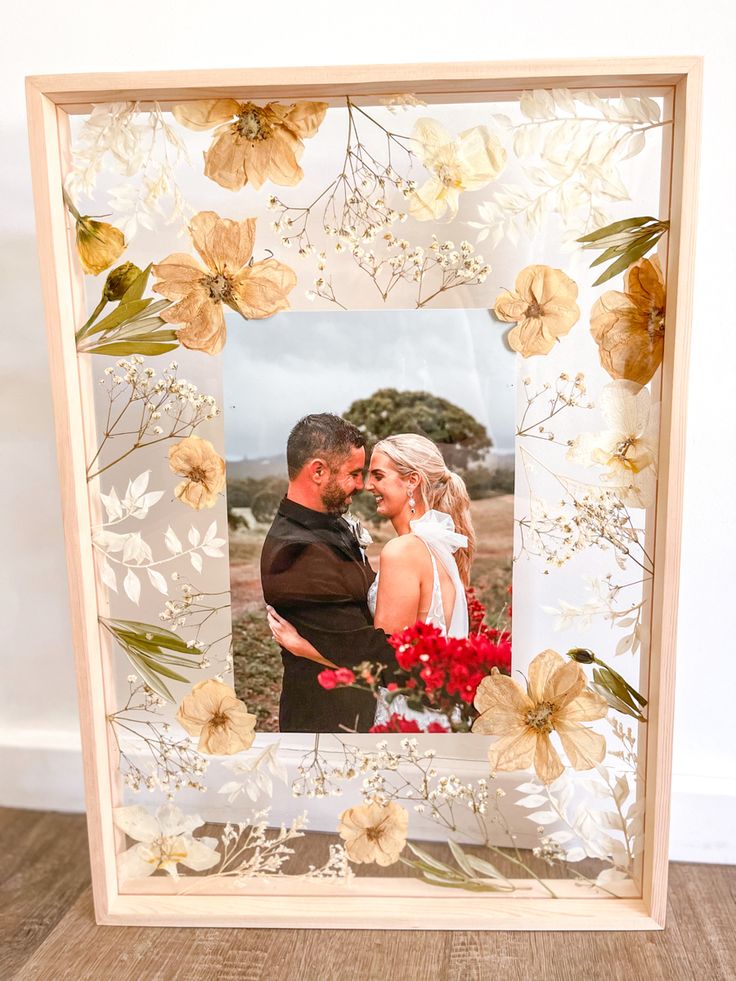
408, 488, 416, 515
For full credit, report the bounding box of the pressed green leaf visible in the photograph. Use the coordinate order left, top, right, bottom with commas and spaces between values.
448, 839, 476, 877
124, 651, 175, 702
576, 216, 656, 243
121, 263, 152, 302
406, 842, 458, 876
591, 235, 663, 286
83, 340, 180, 356
464, 852, 509, 881
132, 652, 190, 684
84, 299, 153, 337
418, 871, 506, 892
589, 231, 660, 270
106, 619, 198, 654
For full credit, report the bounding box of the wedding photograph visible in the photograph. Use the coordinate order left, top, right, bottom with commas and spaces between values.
223, 307, 516, 733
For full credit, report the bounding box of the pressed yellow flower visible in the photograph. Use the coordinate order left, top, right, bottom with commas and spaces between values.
63, 188, 127, 275
337, 800, 409, 866
590, 255, 666, 385
494, 264, 580, 357
168, 434, 226, 510
472, 649, 608, 785
152, 211, 297, 355
176, 679, 257, 755
407, 117, 506, 221
173, 99, 328, 191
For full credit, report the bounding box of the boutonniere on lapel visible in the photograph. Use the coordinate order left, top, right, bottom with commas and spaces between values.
343, 512, 373, 561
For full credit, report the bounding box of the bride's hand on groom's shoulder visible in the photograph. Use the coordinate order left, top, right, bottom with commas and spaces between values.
266, 606, 339, 669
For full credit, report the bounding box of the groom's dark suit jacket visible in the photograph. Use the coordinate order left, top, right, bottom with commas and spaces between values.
260, 496, 397, 732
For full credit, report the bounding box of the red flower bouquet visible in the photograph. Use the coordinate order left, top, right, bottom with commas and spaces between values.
317, 589, 512, 732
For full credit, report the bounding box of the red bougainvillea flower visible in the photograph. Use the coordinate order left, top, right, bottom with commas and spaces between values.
369, 713, 450, 734
317, 667, 356, 690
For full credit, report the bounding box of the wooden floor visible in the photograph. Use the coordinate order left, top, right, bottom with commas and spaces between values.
2, 808, 735, 981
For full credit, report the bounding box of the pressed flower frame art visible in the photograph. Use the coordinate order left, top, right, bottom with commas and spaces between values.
26, 58, 701, 930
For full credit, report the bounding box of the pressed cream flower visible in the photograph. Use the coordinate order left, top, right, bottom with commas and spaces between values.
337, 800, 409, 866
494, 264, 580, 356
590, 254, 666, 385
152, 211, 297, 355
407, 118, 506, 221
173, 99, 328, 191
472, 649, 608, 785
567, 379, 659, 508
168, 434, 226, 510
113, 802, 220, 880
176, 678, 257, 755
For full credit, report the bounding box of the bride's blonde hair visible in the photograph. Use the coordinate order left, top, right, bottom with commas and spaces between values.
373, 433, 475, 586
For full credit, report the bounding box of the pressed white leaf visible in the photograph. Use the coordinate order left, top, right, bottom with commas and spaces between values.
639, 95, 661, 123
592, 810, 625, 832
626, 799, 645, 820
528, 810, 559, 826
188, 526, 201, 548
202, 521, 217, 545
164, 526, 182, 555
616, 617, 636, 628
551, 88, 576, 114
618, 129, 646, 162
217, 781, 242, 796
130, 490, 165, 519
123, 568, 141, 605
548, 830, 575, 845
123, 532, 153, 565
512, 127, 531, 157
515, 780, 544, 795
516, 794, 548, 809
613, 774, 629, 808
147, 568, 169, 595
491, 113, 513, 129
201, 546, 224, 558
564, 846, 587, 863
615, 633, 634, 655
100, 557, 118, 593
100, 486, 123, 521
190, 552, 203, 573
628, 815, 645, 838
92, 529, 129, 554
128, 470, 151, 503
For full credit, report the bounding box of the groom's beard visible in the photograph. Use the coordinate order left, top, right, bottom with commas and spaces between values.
321, 474, 352, 515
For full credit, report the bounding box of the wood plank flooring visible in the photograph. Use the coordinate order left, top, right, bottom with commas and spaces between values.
2, 808, 734, 981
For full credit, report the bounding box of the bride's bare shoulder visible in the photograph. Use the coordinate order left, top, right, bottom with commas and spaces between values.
380, 534, 430, 568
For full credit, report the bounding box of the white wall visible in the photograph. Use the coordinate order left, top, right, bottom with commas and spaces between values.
1, 0, 734, 863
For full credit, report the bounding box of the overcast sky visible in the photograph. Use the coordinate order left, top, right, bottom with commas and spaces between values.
222, 307, 516, 462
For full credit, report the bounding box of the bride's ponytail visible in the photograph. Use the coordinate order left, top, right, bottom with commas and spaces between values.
433, 469, 475, 586
373, 433, 476, 586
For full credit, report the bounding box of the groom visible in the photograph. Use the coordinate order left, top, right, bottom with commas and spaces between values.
260, 413, 397, 732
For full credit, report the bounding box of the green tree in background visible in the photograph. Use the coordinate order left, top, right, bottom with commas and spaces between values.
344, 388, 492, 469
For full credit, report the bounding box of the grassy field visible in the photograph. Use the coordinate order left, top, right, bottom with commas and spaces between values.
230, 495, 513, 727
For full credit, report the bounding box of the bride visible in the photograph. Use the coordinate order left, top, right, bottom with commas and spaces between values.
266, 433, 475, 729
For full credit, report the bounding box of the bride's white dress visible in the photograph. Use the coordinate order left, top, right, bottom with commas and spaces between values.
369, 509, 469, 730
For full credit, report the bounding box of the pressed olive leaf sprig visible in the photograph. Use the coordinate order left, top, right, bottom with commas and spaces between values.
566, 647, 648, 723
576, 216, 669, 286
101, 617, 203, 703
76, 263, 180, 356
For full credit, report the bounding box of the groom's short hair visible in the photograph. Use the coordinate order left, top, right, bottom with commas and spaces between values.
286, 413, 366, 479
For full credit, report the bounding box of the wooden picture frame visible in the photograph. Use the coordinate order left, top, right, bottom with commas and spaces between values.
25, 56, 702, 930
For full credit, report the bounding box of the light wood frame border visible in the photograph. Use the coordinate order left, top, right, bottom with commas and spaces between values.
25, 57, 702, 930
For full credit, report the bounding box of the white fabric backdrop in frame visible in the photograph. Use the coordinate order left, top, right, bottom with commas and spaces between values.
25, 57, 701, 929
